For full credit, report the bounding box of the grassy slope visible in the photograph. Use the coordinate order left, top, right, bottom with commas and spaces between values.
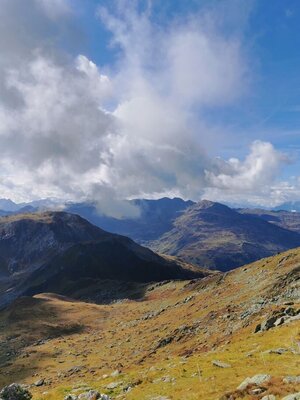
148, 202, 300, 271
0, 248, 299, 399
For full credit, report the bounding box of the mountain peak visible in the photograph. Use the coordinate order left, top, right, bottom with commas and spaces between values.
191, 199, 234, 214
196, 199, 218, 208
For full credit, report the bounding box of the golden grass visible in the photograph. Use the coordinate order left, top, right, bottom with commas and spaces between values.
0, 249, 299, 399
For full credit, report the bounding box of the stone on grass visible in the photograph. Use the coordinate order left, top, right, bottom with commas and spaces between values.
237, 374, 271, 390
212, 360, 231, 368
283, 376, 300, 384
281, 394, 300, 400
64, 392, 111, 400
110, 370, 120, 377
0, 384, 32, 400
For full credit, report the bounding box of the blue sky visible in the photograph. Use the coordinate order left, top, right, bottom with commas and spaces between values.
77, 0, 300, 197
0, 0, 299, 212
74, 1, 300, 160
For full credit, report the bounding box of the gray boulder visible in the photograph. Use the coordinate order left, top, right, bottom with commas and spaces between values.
212, 360, 232, 368
64, 392, 111, 400
237, 374, 271, 390
0, 384, 32, 400
283, 376, 300, 384
281, 394, 300, 400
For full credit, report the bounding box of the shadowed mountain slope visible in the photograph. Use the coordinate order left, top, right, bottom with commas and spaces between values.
0, 212, 208, 308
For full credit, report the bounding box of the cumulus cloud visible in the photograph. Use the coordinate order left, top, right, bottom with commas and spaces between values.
205, 141, 286, 191
203, 141, 291, 207
0, 0, 293, 215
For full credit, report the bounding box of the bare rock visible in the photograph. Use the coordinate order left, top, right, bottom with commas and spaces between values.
0, 384, 32, 400
283, 376, 300, 384
281, 394, 300, 400
237, 374, 271, 390
212, 360, 232, 368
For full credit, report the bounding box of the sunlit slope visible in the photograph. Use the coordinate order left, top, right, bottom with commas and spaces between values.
148, 201, 300, 271
0, 247, 299, 399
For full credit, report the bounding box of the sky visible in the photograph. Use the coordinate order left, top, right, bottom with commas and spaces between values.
0, 0, 300, 216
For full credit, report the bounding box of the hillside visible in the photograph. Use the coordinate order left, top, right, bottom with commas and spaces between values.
147, 200, 300, 271
0, 247, 299, 399
0, 212, 208, 308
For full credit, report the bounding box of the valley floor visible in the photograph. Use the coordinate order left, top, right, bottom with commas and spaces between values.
0, 249, 299, 400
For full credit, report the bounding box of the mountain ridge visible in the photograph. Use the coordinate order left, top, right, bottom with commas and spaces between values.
0, 211, 209, 309
147, 200, 300, 270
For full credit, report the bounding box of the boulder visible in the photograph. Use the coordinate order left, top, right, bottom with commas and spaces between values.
34, 379, 44, 387
267, 348, 288, 355
106, 381, 123, 390
65, 392, 111, 400
237, 374, 271, 390
281, 394, 300, 400
283, 376, 300, 384
110, 370, 120, 377
78, 391, 100, 400
212, 360, 232, 368
0, 384, 32, 400
274, 317, 285, 327
259, 316, 278, 331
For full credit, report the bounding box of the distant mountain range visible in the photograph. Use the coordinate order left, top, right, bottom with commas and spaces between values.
66, 199, 300, 271
66, 197, 194, 242
0, 198, 61, 213
2, 197, 300, 272
238, 207, 300, 234
0, 211, 208, 308
147, 200, 300, 270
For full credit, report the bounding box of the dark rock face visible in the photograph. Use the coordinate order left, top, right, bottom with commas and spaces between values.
255, 306, 300, 333
0, 212, 208, 308
0, 212, 106, 277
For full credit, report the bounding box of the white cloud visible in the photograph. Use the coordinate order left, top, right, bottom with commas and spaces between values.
0, 0, 295, 214
205, 141, 286, 191
35, 0, 71, 19
203, 141, 291, 207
